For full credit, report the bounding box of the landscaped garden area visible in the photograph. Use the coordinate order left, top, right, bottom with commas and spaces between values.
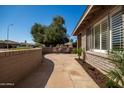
74, 48, 124, 88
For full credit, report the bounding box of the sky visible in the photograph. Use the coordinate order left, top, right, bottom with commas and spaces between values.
0, 5, 87, 43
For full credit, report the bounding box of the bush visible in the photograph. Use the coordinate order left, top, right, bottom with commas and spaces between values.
73, 48, 84, 59
73, 48, 78, 54
106, 48, 124, 87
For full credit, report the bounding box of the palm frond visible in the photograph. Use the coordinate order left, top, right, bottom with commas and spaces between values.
106, 49, 124, 87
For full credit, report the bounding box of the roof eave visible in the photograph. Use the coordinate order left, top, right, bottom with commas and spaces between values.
72, 5, 94, 36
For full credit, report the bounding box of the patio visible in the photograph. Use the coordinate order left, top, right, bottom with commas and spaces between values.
15, 53, 99, 88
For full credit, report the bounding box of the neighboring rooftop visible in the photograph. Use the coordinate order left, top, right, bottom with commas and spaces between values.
0, 40, 20, 44
0, 40, 34, 45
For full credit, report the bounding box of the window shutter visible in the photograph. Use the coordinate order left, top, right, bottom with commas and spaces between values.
112, 11, 123, 49
101, 19, 109, 50
94, 24, 100, 49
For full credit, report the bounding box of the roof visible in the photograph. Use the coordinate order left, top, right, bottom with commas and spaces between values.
0, 40, 20, 45
72, 5, 94, 36
72, 5, 118, 36
0, 40, 35, 46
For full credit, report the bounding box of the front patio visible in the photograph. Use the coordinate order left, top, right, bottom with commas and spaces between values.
15, 53, 99, 88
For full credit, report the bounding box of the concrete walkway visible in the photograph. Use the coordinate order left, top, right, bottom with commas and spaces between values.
15, 53, 99, 88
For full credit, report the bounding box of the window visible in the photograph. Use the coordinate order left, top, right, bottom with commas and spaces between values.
94, 24, 100, 49
101, 19, 109, 50
90, 17, 109, 51
87, 8, 123, 52
112, 11, 123, 49
93, 19, 109, 50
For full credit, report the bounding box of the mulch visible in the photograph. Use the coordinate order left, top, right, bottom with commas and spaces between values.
75, 58, 110, 88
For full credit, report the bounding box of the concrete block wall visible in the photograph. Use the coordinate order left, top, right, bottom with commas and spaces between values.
42, 47, 72, 54
0, 48, 42, 87
85, 51, 115, 74
42, 47, 54, 54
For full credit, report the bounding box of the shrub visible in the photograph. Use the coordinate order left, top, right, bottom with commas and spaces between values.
106, 48, 124, 88
73, 48, 84, 59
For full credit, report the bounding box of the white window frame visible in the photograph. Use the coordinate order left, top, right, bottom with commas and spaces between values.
86, 6, 123, 54
92, 16, 108, 53
91, 6, 122, 53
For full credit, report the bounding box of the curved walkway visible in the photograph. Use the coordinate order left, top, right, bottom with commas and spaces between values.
15, 53, 99, 88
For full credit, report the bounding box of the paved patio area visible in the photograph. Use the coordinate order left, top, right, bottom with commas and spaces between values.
0, 49, 9, 52
15, 53, 99, 88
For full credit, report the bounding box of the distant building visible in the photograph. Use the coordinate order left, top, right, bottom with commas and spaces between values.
20, 42, 35, 48
0, 40, 20, 48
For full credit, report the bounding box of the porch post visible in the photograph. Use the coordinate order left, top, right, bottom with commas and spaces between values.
77, 33, 81, 48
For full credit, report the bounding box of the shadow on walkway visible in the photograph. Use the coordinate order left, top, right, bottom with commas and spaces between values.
15, 56, 54, 88
75, 58, 108, 88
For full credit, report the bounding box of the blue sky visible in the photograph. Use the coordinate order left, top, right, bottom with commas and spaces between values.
0, 5, 87, 43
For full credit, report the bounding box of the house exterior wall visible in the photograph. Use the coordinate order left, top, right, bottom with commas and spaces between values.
85, 52, 115, 74
0, 48, 42, 87
78, 6, 124, 72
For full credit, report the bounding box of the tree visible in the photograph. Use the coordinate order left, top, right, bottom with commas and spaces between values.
70, 38, 73, 43
31, 16, 69, 47
53, 16, 65, 27
48, 16, 69, 45
31, 23, 46, 44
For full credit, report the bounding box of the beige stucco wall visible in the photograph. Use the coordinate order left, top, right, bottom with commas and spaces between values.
0, 48, 42, 87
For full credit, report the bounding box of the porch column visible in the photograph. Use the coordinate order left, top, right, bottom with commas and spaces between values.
77, 33, 81, 48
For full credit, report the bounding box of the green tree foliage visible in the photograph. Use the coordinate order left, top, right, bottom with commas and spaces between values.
31, 16, 69, 46
53, 16, 65, 27
31, 23, 46, 43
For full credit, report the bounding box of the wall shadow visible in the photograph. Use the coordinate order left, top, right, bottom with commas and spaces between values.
15, 56, 54, 88
75, 58, 109, 88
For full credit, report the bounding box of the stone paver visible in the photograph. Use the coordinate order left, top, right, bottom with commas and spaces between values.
15, 53, 99, 88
